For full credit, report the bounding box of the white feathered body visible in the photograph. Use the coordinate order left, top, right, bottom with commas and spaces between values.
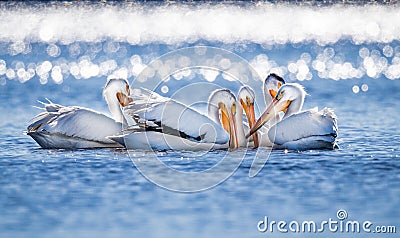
109, 131, 227, 151
110, 89, 230, 150
27, 103, 123, 149
268, 107, 338, 150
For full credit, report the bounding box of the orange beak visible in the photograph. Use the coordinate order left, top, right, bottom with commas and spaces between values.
116, 92, 133, 107
269, 89, 277, 99
220, 106, 230, 134
240, 99, 259, 148
220, 105, 238, 149
246, 98, 291, 139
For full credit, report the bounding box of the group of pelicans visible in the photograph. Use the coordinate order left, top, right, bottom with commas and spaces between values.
27, 73, 338, 151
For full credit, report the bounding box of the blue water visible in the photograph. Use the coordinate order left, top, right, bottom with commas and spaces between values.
1, 2, 400, 238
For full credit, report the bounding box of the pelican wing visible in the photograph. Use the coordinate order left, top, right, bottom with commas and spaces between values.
109, 131, 228, 151
269, 107, 338, 146
124, 90, 229, 144
28, 102, 123, 144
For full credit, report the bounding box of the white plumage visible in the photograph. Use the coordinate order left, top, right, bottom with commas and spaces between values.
237, 74, 286, 148
28, 104, 123, 148
269, 107, 338, 150
27, 78, 131, 149
28, 73, 338, 151
110, 131, 227, 151
109, 88, 230, 150
248, 83, 338, 150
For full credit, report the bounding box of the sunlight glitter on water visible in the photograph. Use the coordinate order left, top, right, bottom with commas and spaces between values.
0, 2, 399, 238
1, 42, 400, 87
0, 3, 400, 86
0, 3, 399, 44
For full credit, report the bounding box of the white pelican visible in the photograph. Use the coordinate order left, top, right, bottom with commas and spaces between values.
237, 85, 259, 147
27, 78, 132, 149
208, 88, 247, 148
109, 88, 235, 151
263, 73, 286, 107
247, 83, 338, 150
263, 73, 286, 126
236, 74, 286, 148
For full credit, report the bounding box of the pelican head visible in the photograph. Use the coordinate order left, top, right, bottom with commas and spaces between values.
103, 78, 132, 107
247, 83, 306, 139
103, 78, 132, 123
264, 73, 285, 105
238, 85, 259, 147
208, 88, 239, 148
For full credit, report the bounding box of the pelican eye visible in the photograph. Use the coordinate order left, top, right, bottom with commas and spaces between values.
276, 90, 285, 100
126, 84, 130, 95
231, 103, 236, 115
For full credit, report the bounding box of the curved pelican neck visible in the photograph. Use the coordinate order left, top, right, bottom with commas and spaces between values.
263, 86, 273, 107
207, 103, 221, 124
104, 92, 126, 124
235, 104, 246, 147
283, 94, 304, 119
